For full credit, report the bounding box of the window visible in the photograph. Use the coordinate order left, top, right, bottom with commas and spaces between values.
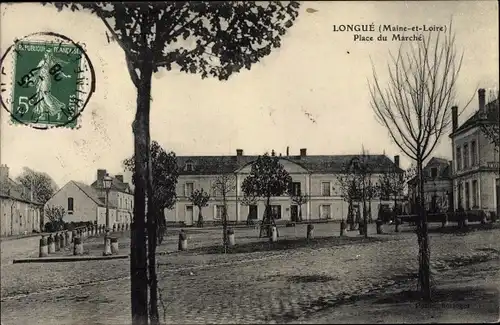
248, 205, 258, 219
290, 182, 301, 196
269, 205, 281, 219
465, 182, 470, 210
431, 167, 438, 179
120, 197, 123, 208
456, 147, 462, 171
185, 162, 194, 172
185, 182, 194, 197
472, 180, 478, 208
463, 143, 469, 169
320, 205, 331, 219
67, 197, 74, 214
321, 182, 331, 196
471, 141, 477, 166
215, 205, 225, 220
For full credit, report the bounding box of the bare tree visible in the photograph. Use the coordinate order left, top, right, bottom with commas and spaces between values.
290, 194, 309, 222
212, 174, 236, 249
44, 205, 65, 231
368, 21, 467, 301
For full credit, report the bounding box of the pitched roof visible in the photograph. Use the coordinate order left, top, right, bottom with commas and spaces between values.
451, 98, 499, 137
0, 178, 43, 205
90, 175, 131, 194
72, 181, 117, 209
176, 154, 403, 175
408, 157, 452, 184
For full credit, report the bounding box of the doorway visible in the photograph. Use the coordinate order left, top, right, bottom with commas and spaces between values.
291, 205, 298, 222
185, 206, 194, 226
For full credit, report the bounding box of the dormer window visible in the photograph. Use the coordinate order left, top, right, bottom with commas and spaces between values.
431, 167, 438, 179
185, 161, 194, 172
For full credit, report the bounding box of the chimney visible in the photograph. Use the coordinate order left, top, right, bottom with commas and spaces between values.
478, 88, 486, 114
451, 106, 458, 132
116, 174, 124, 183
300, 148, 307, 157
97, 169, 107, 184
0, 164, 9, 184
236, 149, 243, 156
394, 155, 400, 168
286, 146, 290, 156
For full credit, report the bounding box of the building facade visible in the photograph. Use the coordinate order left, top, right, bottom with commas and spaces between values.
165, 149, 404, 225
450, 88, 499, 216
0, 165, 42, 236
45, 170, 133, 227
407, 157, 453, 213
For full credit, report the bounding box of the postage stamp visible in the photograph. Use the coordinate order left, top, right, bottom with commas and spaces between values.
0, 32, 95, 129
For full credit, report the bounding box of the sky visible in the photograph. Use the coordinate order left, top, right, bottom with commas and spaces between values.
0, 1, 498, 187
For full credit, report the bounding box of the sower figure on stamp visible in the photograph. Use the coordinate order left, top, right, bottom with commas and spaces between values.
30, 50, 72, 121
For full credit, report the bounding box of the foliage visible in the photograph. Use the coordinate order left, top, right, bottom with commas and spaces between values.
44, 205, 65, 231
242, 153, 292, 236
241, 153, 293, 200
368, 20, 464, 301
16, 167, 58, 204
123, 140, 179, 212
43, 2, 301, 83
188, 188, 210, 227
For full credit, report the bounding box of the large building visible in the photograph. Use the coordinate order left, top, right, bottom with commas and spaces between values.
450, 88, 499, 216
165, 149, 404, 225
407, 157, 453, 214
45, 169, 134, 227
0, 164, 43, 236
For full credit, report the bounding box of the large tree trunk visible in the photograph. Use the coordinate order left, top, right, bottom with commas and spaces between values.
130, 59, 152, 325
417, 158, 431, 301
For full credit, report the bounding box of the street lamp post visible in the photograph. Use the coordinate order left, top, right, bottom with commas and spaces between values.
103, 174, 113, 231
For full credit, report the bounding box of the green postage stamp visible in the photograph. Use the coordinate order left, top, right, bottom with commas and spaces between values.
0, 32, 95, 129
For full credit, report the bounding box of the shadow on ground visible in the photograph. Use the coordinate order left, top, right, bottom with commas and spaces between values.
187, 236, 386, 255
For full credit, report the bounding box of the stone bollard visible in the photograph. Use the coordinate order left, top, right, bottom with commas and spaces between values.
48, 234, 55, 254
270, 225, 278, 243
340, 219, 346, 236
307, 224, 314, 239
376, 220, 383, 234
103, 231, 112, 256
55, 233, 61, 251
39, 235, 48, 257
178, 230, 187, 251
73, 237, 83, 255
227, 228, 235, 246
64, 231, 70, 247
110, 237, 119, 255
